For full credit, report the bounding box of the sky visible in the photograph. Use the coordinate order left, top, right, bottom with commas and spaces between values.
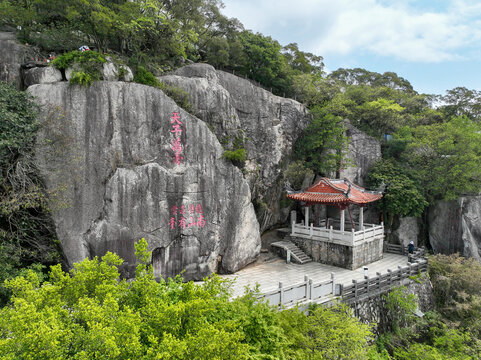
221, 0, 481, 95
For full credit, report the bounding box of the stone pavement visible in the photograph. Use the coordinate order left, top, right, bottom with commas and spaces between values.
220, 253, 409, 298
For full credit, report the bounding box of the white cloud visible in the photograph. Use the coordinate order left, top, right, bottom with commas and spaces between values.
221, 0, 481, 63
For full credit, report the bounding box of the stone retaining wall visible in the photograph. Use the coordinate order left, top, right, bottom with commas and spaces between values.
289, 235, 383, 270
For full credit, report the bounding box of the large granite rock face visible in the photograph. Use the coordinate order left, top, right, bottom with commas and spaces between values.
340, 121, 381, 187
159, 64, 311, 232
429, 196, 481, 260
389, 217, 420, 247
0, 32, 34, 89
29, 81, 260, 280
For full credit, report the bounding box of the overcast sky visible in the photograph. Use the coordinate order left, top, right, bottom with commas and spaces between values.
221, 0, 481, 95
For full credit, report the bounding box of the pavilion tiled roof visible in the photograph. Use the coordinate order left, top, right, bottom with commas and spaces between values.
287, 178, 382, 206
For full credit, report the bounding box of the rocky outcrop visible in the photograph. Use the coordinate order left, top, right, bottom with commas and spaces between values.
23, 66, 62, 87
429, 196, 481, 260
159, 64, 311, 232
0, 32, 34, 89
340, 121, 381, 187
29, 81, 260, 280
64, 60, 133, 82
389, 217, 420, 247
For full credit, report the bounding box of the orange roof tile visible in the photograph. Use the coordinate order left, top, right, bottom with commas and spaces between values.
287, 178, 382, 206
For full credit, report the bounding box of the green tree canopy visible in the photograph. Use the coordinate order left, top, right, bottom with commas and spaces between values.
0, 238, 381, 359
400, 117, 481, 202
295, 106, 349, 176
367, 159, 427, 227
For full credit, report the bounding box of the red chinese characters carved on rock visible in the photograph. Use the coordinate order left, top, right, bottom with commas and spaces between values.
170, 112, 184, 165
169, 203, 205, 230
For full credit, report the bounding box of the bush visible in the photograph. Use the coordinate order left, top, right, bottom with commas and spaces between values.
223, 148, 246, 163
284, 160, 314, 190
133, 66, 194, 113
133, 65, 161, 87
69, 71, 93, 86
52, 50, 106, 85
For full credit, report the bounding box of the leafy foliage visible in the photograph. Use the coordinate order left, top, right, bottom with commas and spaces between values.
280, 303, 374, 359
367, 159, 427, 227
399, 117, 481, 202
0, 83, 63, 306
284, 161, 314, 191
223, 148, 246, 163
295, 106, 349, 176
52, 50, 107, 85
383, 286, 417, 334
429, 254, 481, 338
0, 238, 381, 359
132, 65, 162, 87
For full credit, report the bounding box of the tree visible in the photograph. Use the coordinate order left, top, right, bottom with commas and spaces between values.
328, 68, 414, 93
237, 31, 292, 95
0, 239, 285, 358
279, 303, 374, 359
295, 106, 349, 176
367, 159, 427, 227
282, 42, 324, 75
439, 87, 481, 122
400, 117, 481, 202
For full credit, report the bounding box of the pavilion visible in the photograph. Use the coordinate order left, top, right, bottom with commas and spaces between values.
285, 178, 384, 269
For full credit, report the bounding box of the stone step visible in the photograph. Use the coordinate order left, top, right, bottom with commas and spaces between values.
270, 240, 312, 264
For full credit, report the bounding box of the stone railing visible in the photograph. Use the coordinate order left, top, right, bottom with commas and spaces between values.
339, 259, 428, 303
291, 221, 384, 246
384, 243, 426, 263
257, 274, 339, 309
256, 258, 428, 308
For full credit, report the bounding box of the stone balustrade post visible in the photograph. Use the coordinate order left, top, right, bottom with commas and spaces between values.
309, 279, 314, 300
279, 282, 284, 305
304, 275, 310, 299
331, 272, 335, 295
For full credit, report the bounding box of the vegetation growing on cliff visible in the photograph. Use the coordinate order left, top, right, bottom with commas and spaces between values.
0, 83, 63, 306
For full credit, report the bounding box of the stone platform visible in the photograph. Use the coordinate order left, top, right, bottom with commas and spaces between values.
220, 252, 408, 298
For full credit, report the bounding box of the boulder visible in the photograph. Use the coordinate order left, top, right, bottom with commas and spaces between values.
65, 62, 134, 82
0, 32, 35, 89
23, 66, 62, 87
29, 81, 260, 280
429, 196, 481, 260
340, 120, 381, 187
119, 65, 133, 82
390, 216, 420, 247
159, 64, 311, 232
102, 61, 118, 81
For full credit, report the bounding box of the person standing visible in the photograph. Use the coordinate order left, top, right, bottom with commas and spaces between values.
408, 241, 415, 254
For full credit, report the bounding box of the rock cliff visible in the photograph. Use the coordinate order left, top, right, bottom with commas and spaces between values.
429, 196, 481, 260
29, 81, 260, 280
340, 120, 381, 187
159, 64, 311, 231
0, 32, 34, 89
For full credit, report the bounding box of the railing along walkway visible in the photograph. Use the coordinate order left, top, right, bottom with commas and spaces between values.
255, 247, 427, 309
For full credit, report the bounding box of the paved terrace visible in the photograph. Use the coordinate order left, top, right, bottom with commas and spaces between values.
220, 253, 408, 298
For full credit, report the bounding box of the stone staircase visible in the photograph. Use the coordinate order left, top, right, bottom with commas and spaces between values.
271, 240, 312, 264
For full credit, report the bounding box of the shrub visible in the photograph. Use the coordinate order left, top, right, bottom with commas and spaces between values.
69, 71, 93, 86
133, 66, 194, 113
52, 50, 106, 85
133, 66, 161, 87
223, 148, 246, 163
